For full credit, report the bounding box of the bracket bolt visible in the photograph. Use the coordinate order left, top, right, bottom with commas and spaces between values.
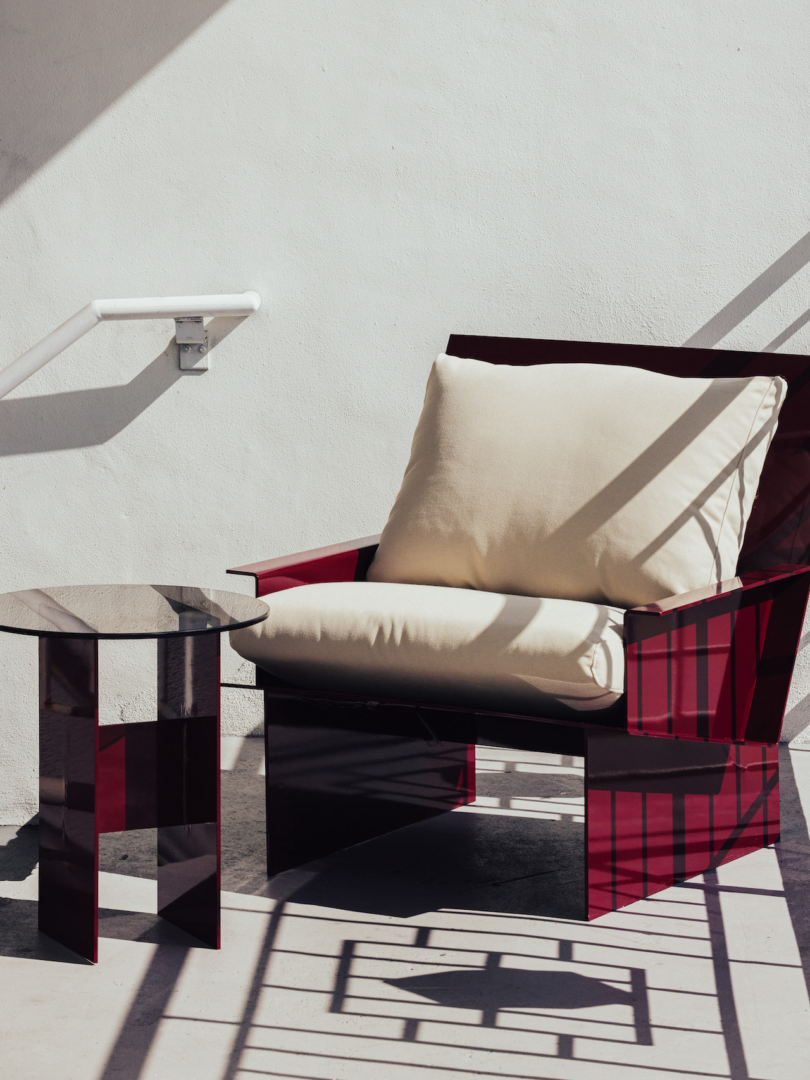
198, 344, 207, 353
182, 344, 190, 352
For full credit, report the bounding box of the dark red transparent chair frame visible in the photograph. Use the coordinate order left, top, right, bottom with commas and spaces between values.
227, 335, 810, 920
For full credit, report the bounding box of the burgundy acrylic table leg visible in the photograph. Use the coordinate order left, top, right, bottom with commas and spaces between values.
38, 636, 99, 962
156, 633, 221, 948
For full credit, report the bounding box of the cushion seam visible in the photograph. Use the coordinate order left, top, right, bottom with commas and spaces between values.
587, 635, 623, 693
587, 641, 605, 690
708, 377, 776, 587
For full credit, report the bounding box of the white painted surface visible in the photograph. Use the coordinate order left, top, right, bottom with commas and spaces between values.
2, 1, 810, 819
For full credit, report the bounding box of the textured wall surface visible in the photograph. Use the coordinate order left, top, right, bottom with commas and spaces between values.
1, 2, 810, 819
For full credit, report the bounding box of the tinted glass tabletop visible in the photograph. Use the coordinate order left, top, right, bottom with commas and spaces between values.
0, 585, 269, 638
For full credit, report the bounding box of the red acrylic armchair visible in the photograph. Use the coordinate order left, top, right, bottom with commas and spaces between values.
227, 336, 810, 920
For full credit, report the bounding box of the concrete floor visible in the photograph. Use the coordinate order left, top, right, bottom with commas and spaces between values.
2, 738, 810, 1079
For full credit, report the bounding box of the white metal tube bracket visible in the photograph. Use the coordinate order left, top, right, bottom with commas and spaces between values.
0, 291, 261, 399
176, 317, 208, 371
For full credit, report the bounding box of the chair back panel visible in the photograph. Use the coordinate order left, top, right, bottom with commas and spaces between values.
446, 335, 810, 573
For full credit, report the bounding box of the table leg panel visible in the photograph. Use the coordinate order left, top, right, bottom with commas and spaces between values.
38, 636, 99, 962
157, 823, 219, 947
156, 633, 220, 947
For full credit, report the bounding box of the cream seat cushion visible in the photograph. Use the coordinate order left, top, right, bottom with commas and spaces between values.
367, 355, 787, 608
230, 581, 625, 714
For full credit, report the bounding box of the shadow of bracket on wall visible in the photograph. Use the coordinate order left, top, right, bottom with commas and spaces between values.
0, 314, 253, 457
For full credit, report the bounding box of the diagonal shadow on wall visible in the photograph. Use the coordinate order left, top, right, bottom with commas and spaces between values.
0, 348, 182, 456
684, 228, 810, 349
0, 316, 244, 455
0, 0, 232, 205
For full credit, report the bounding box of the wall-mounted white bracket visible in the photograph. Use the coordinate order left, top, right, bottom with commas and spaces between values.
0, 292, 260, 400
176, 316, 208, 371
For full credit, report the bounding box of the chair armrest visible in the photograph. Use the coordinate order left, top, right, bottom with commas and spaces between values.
625, 565, 810, 745
628, 565, 809, 616
227, 535, 381, 597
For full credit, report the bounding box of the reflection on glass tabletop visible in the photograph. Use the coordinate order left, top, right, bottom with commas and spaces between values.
0, 585, 269, 638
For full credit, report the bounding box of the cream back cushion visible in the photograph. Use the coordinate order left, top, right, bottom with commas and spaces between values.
368, 355, 786, 608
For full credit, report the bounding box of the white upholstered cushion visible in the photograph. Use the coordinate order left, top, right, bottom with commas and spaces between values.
367, 355, 786, 608
229, 581, 625, 714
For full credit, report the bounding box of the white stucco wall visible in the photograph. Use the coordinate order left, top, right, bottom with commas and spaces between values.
1, 1, 810, 821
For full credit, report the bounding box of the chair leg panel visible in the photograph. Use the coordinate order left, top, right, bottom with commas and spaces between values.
586, 728, 778, 919
263, 694, 475, 875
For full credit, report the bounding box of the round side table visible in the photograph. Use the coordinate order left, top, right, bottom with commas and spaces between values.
0, 584, 268, 962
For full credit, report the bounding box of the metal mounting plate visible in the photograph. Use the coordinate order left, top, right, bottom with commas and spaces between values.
176, 317, 208, 371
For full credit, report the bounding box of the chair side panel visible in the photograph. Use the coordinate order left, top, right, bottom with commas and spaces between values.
626, 572, 810, 745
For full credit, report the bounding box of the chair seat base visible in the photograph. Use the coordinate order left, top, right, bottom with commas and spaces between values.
262, 687, 779, 919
